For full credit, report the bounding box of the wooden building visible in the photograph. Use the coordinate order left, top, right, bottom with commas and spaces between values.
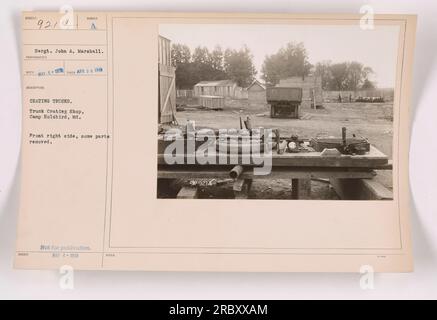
193, 80, 238, 98
158, 36, 176, 124
247, 80, 266, 104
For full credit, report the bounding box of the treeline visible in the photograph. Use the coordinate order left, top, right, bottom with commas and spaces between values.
261, 43, 376, 90
171, 44, 256, 89
260, 42, 312, 86
171, 41, 376, 91
314, 61, 375, 91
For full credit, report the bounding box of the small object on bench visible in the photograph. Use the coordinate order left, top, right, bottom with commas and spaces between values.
277, 140, 288, 154
320, 148, 342, 157
311, 127, 370, 155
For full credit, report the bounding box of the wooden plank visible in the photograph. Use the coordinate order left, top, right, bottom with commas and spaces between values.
177, 186, 198, 199
330, 178, 393, 200
233, 178, 246, 192
233, 179, 252, 199
157, 167, 376, 180
157, 154, 387, 167
361, 179, 393, 200
372, 160, 393, 170
157, 145, 388, 168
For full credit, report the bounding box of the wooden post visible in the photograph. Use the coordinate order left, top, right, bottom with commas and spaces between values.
291, 179, 299, 199
312, 88, 316, 109
291, 178, 311, 199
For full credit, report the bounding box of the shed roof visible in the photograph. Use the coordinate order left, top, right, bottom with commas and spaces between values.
194, 80, 236, 87
247, 80, 266, 90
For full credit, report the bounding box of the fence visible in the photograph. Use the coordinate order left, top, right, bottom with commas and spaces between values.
176, 89, 194, 98
323, 89, 394, 102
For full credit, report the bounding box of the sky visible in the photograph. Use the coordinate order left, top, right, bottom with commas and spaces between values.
159, 23, 400, 88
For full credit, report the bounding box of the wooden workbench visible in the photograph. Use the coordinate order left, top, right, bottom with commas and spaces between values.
158, 145, 388, 167
157, 145, 392, 200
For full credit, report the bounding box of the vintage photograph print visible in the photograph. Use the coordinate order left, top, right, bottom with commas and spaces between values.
157, 23, 398, 200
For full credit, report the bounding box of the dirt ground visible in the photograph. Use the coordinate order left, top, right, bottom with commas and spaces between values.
161, 99, 393, 199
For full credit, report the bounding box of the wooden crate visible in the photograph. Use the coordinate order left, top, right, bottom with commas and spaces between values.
198, 95, 225, 109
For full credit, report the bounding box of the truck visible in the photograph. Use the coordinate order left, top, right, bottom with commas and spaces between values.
266, 87, 302, 119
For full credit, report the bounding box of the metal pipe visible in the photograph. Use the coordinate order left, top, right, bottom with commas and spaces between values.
229, 165, 244, 179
